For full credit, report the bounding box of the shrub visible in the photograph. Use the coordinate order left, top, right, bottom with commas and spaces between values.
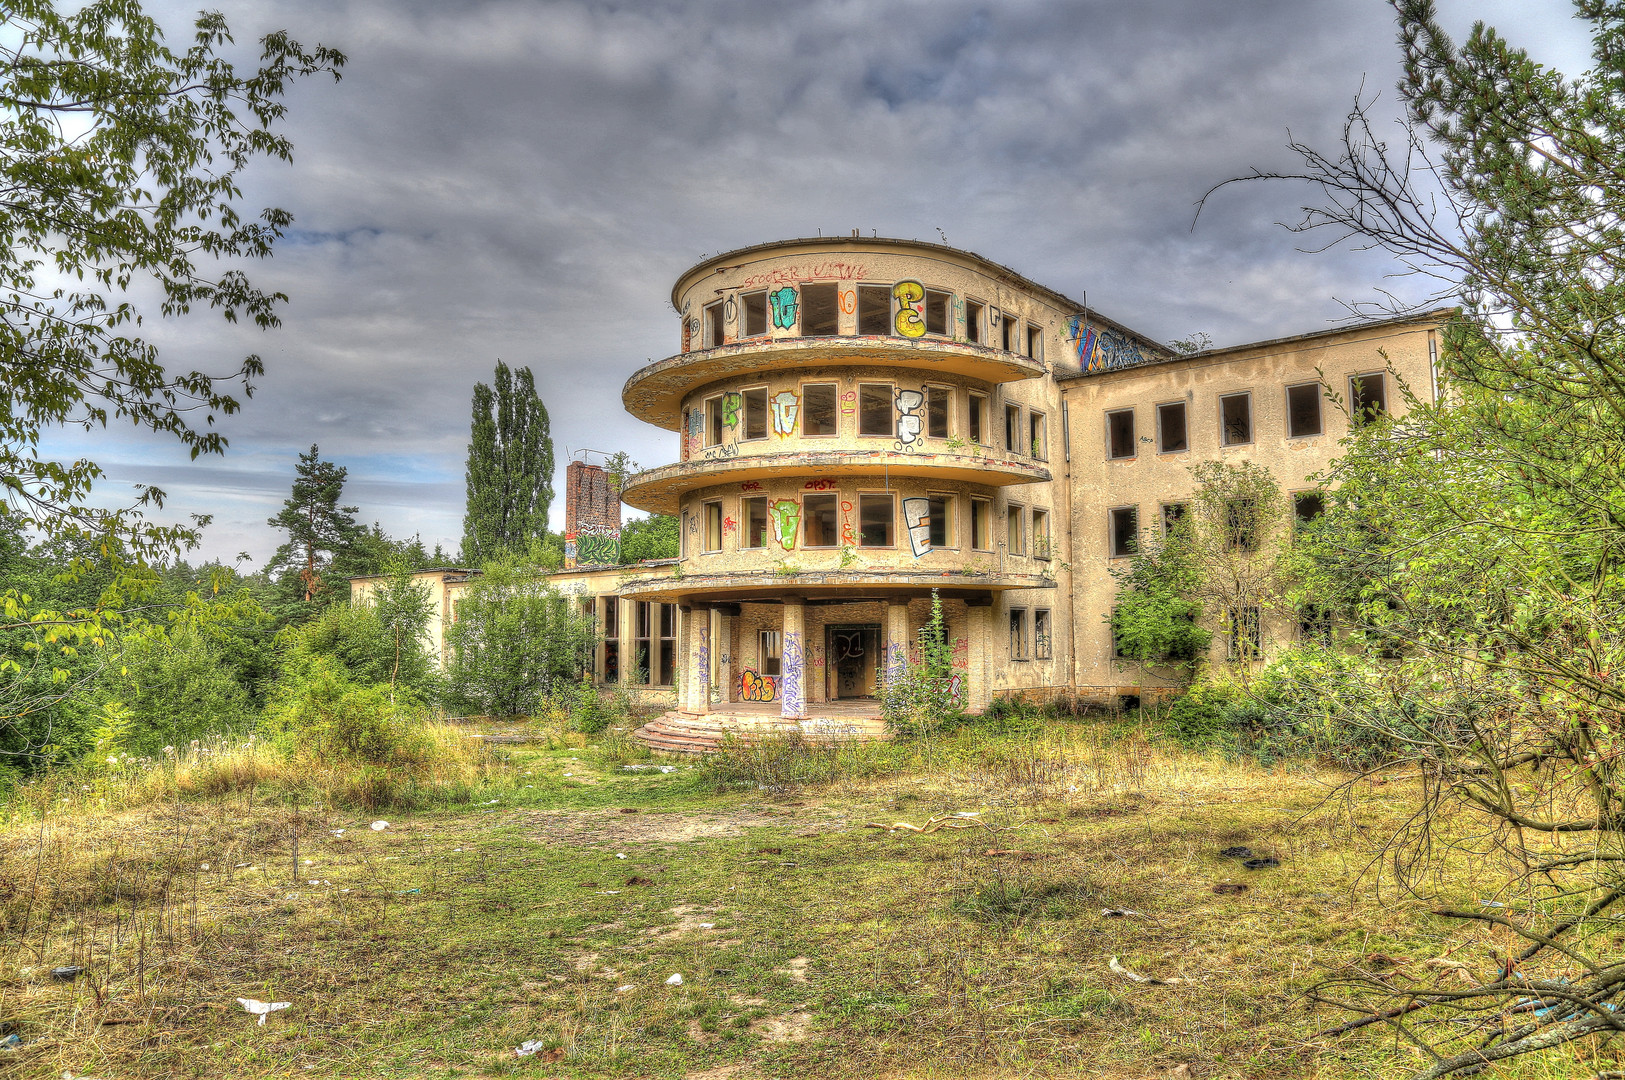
569, 670, 610, 734
266, 658, 430, 765
98, 624, 254, 754
881, 591, 966, 739
443, 559, 594, 716
1159, 685, 1239, 746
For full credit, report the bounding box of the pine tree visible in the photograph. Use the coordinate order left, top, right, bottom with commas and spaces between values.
266, 445, 362, 604
462, 361, 554, 563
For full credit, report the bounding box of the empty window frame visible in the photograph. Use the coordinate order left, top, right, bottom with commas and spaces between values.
802, 383, 837, 436
925, 386, 951, 439
1156, 401, 1188, 453
706, 395, 725, 446
1032, 507, 1050, 557
1107, 408, 1136, 459
1005, 403, 1022, 454
1298, 605, 1333, 646
1009, 607, 1030, 660
1293, 491, 1325, 528
1026, 324, 1044, 361
970, 497, 992, 550
759, 629, 782, 676
1030, 411, 1048, 459
965, 299, 985, 344
634, 601, 653, 685
857, 285, 891, 335
1220, 392, 1253, 446
1034, 609, 1052, 659
859, 493, 895, 547
1001, 313, 1018, 352
858, 382, 893, 436
703, 500, 723, 552
741, 387, 767, 440
924, 289, 951, 335
602, 598, 619, 684
1349, 371, 1388, 424
1006, 502, 1026, 555
803, 493, 839, 547
968, 392, 988, 444
743, 496, 768, 549
741, 290, 768, 337
927, 493, 955, 547
703, 300, 724, 347
1286, 382, 1323, 437
1226, 498, 1258, 552
658, 604, 676, 684
800, 283, 839, 336
1228, 606, 1262, 661
1161, 501, 1189, 537
1109, 505, 1139, 558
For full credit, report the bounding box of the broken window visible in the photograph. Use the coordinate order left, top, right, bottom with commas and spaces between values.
800, 283, 838, 337
859, 493, 894, 547
704, 301, 724, 348
1026, 324, 1044, 360
1110, 506, 1138, 558
802, 383, 837, 436
1009, 607, 1029, 660
1287, 382, 1322, 437
1299, 605, 1333, 645
965, 300, 984, 344
803, 493, 839, 547
1005, 403, 1022, 454
602, 599, 619, 684
742, 387, 767, 440
1006, 503, 1026, 555
1032, 507, 1050, 557
928, 494, 954, 547
1350, 372, 1387, 425
741, 291, 767, 337
857, 285, 891, 335
1157, 401, 1188, 453
926, 386, 951, 438
743, 496, 768, 549
1030, 411, 1048, 459
859, 382, 892, 436
1220, 392, 1252, 446
759, 630, 782, 676
1228, 606, 1262, 661
1293, 491, 1325, 528
658, 604, 676, 685
1162, 501, 1189, 537
969, 392, 987, 444
971, 498, 992, 550
1001, 313, 1018, 352
1226, 498, 1258, 552
1107, 408, 1136, 459
635, 602, 652, 685
706, 395, 725, 446
924, 289, 950, 335
703, 501, 722, 552
1034, 609, 1052, 659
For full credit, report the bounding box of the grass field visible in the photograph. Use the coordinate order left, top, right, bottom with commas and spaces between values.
0, 718, 1618, 1079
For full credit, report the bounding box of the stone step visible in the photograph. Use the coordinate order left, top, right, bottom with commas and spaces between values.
632, 710, 890, 754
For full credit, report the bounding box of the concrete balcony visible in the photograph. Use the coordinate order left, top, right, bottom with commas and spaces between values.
615, 567, 1054, 605
622, 336, 1048, 430
618, 448, 1052, 516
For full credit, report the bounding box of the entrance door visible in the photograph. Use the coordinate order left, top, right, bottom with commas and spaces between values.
827, 624, 881, 699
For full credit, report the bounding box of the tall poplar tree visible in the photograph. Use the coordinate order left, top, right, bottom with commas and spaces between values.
266, 445, 362, 604
462, 361, 554, 564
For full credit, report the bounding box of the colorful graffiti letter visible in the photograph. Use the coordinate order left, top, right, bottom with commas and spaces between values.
573, 529, 621, 567
739, 669, 778, 702
770, 389, 800, 436
901, 496, 931, 558
769, 500, 801, 550
721, 392, 741, 429
893, 280, 925, 338
769, 286, 798, 330
1068, 316, 1153, 373
895, 388, 924, 446
780, 633, 804, 717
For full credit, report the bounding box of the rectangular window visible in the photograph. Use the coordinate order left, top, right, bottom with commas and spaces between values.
703, 500, 722, 552
1001, 313, 1017, 352
924, 289, 950, 335
1157, 401, 1188, 453
742, 387, 767, 440
1162, 501, 1188, 537
1226, 498, 1258, 552
1009, 608, 1029, 660
1005, 403, 1022, 454
1030, 411, 1048, 459
858, 382, 892, 436
1034, 609, 1052, 659
1350, 372, 1387, 424
857, 285, 891, 335
926, 386, 951, 439
741, 290, 768, 337
1107, 408, 1136, 459
965, 300, 984, 344
971, 498, 992, 550
1026, 324, 1044, 360
704, 301, 724, 348
658, 604, 676, 685
1299, 605, 1333, 646
1220, 392, 1253, 446
635, 601, 652, 685
1293, 491, 1325, 527
802, 383, 837, 436
602, 599, 619, 684
804, 493, 839, 547
969, 392, 987, 444
800, 283, 839, 336
1006, 503, 1026, 555
1228, 606, 1262, 662
743, 496, 768, 548
928, 494, 954, 547
759, 629, 782, 676
1032, 508, 1050, 557
706, 395, 725, 446
1286, 382, 1322, 437
859, 493, 894, 547
1110, 506, 1138, 558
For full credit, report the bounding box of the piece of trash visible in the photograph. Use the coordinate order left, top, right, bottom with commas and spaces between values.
665, 973, 683, 986
1109, 956, 1190, 986
698, 922, 716, 929
199, 863, 210, 870
626, 876, 655, 887
1242, 857, 1280, 870
615, 853, 627, 860
396, 888, 421, 895
1102, 908, 1145, 918
615, 984, 636, 993
1, 1033, 19, 1049
1213, 883, 1248, 895
620, 764, 676, 773
1219, 846, 1254, 858
51, 965, 84, 980
236, 998, 291, 1025
515, 1041, 563, 1061
330, 830, 344, 837
1478, 899, 1506, 908
370, 821, 388, 831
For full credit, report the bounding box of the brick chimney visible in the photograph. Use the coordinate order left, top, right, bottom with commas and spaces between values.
563, 460, 621, 568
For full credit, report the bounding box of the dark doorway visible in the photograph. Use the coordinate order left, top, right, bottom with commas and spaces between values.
826, 624, 881, 699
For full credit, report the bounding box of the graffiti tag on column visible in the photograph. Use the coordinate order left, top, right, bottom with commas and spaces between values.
895, 389, 924, 446
780, 633, 804, 716
739, 669, 778, 702
839, 288, 856, 314
723, 515, 737, 534
769, 286, 798, 330
770, 390, 800, 436
696, 626, 710, 700
893, 280, 925, 338
902, 496, 931, 558
769, 500, 800, 550
840, 500, 856, 545
721, 392, 742, 428
840, 389, 857, 417
686, 409, 705, 457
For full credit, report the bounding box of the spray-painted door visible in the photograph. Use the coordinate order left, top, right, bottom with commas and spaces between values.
826, 624, 880, 699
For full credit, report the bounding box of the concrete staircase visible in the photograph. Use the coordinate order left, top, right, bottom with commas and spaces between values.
633, 708, 890, 754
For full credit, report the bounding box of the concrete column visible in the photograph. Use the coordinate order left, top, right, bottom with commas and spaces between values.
617, 599, 634, 687
780, 596, 806, 720
690, 604, 711, 714
967, 599, 994, 713
885, 596, 911, 689
675, 604, 693, 712
713, 608, 731, 705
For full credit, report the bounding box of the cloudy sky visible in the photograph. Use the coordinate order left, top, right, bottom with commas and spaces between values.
45, 0, 1593, 566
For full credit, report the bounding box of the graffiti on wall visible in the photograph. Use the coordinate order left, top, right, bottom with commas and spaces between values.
686, 409, 705, 457
570, 530, 621, 568
721, 392, 742, 429
803, 478, 838, 490
1067, 317, 1157, 374
840, 389, 857, 417
840, 499, 856, 546
770, 390, 800, 437
895, 389, 924, 446
769, 286, 798, 330
738, 261, 866, 290
739, 669, 778, 702
769, 500, 800, 550
781, 633, 804, 716
902, 496, 931, 558
696, 625, 710, 701
893, 280, 926, 338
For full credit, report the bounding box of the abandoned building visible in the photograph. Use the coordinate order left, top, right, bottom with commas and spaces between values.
354, 235, 1447, 749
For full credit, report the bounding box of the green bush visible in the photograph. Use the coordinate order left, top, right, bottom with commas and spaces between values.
1159, 685, 1239, 746
881, 591, 966, 739
98, 624, 254, 754
569, 670, 610, 734
266, 658, 430, 765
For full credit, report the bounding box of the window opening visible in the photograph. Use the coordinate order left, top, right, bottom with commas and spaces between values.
1226, 498, 1258, 552
1162, 502, 1188, 536
743, 497, 768, 548
969, 392, 987, 444
742, 387, 767, 440
635, 601, 652, 685
800, 283, 838, 336
1157, 401, 1188, 453
926, 386, 951, 439
759, 630, 782, 676
857, 285, 891, 335
658, 604, 676, 685
804, 493, 839, 547
1228, 606, 1261, 661
1350, 372, 1387, 424
741, 291, 767, 337
965, 300, 984, 343
1035, 609, 1052, 659
924, 289, 950, 335
802, 383, 837, 436
971, 498, 992, 550
1220, 392, 1252, 446
1026, 324, 1044, 360
1032, 508, 1050, 557
1110, 506, 1138, 558
1299, 605, 1333, 645
1001, 314, 1017, 352
1287, 382, 1322, 437
1007, 503, 1026, 555
706, 396, 725, 446
1107, 408, 1136, 459
859, 493, 894, 547
858, 382, 892, 435
927, 494, 954, 547
1030, 411, 1048, 459
703, 501, 722, 552
1009, 608, 1029, 660
1005, 403, 1022, 453
1293, 491, 1325, 527
704, 301, 724, 347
